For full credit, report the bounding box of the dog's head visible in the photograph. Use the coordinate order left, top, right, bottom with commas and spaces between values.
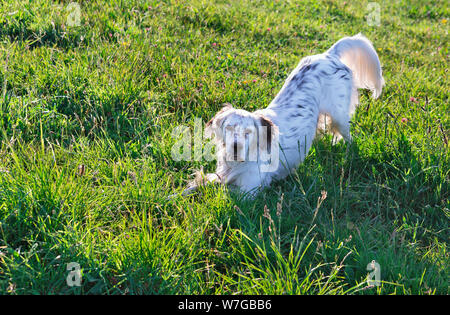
205, 104, 277, 163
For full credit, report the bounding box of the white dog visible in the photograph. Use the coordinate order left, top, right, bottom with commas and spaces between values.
181, 34, 384, 198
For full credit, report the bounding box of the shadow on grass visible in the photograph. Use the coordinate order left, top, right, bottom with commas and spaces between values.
220, 133, 447, 294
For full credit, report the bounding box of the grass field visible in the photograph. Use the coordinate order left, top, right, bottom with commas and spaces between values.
0, 0, 448, 294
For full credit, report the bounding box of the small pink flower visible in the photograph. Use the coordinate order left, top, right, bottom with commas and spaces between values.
212, 42, 217, 46
216, 80, 220, 84
252, 79, 257, 83
410, 97, 418, 102
267, 27, 271, 31
401, 117, 408, 123
162, 73, 168, 78
109, 33, 113, 37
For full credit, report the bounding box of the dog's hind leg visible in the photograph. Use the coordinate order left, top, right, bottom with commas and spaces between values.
329, 117, 351, 143
325, 83, 355, 144
330, 87, 360, 143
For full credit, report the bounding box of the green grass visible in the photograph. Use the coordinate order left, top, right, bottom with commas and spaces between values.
0, 0, 448, 294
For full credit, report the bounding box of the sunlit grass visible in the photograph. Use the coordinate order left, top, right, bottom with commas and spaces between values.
0, 0, 448, 294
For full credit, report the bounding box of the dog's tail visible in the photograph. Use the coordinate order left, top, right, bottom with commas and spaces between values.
327, 33, 384, 99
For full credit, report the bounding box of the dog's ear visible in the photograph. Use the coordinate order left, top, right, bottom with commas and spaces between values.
258, 115, 278, 152
205, 103, 233, 138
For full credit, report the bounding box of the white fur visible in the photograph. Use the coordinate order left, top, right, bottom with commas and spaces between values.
188, 34, 384, 197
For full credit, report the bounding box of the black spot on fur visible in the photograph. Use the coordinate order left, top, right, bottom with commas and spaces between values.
259, 115, 275, 153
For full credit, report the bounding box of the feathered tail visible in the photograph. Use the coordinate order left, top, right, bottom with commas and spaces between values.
327, 33, 384, 99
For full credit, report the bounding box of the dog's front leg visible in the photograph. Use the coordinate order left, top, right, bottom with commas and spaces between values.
167, 172, 220, 200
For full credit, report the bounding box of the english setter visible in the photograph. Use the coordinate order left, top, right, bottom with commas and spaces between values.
181, 34, 384, 198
